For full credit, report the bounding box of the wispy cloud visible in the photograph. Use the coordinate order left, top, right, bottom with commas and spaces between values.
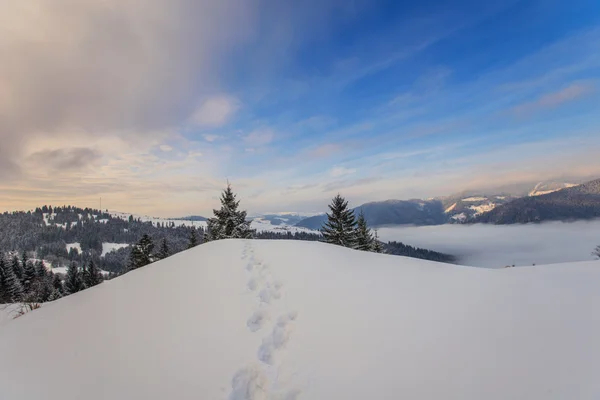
512, 82, 595, 115
244, 128, 275, 146
189, 95, 239, 127
330, 166, 356, 177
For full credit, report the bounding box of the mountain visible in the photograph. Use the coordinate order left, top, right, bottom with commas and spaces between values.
172, 215, 207, 221
528, 181, 578, 197
475, 178, 600, 224
1, 240, 599, 399
295, 179, 586, 228
296, 199, 446, 229
440, 194, 517, 222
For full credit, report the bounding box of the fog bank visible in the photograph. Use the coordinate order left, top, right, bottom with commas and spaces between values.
377, 220, 600, 268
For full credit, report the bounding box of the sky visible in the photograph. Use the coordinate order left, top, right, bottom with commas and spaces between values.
1, 0, 600, 217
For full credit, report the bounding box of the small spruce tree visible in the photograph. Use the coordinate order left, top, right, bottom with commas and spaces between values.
64, 262, 84, 295
593, 245, 600, 259
188, 229, 199, 249
128, 235, 155, 270
158, 238, 171, 259
372, 230, 384, 254
83, 260, 103, 288
22, 260, 37, 292
354, 210, 375, 251
11, 256, 23, 283
0, 258, 24, 303
322, 194, 357, 248
52, 273, 64, 294
206, 184, 253, 241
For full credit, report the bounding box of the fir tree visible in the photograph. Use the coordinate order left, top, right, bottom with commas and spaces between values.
64, 262, 84, 295
158, 238, 171, 259
188, 228, 199, 249
206, 184, 253, 241
83, 260, 103, 288
0, 257, 24, 302
128, 234, 155, 270
36, 274, 54, 302
354, 210, 375, 251
322, 194, 357, 248
11, 256, 23, 283
35, 260, 47, 278
372, 230, 384, 254
52, 273, 64, 294
23, 260, 37, 291
593, 245, 600, 259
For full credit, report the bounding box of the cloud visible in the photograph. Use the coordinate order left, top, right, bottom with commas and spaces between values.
0, 0, 255, 173
159, 145, 173, 152
330, 166, 356, 177
202, 134, 222, 142
190, 95, 239, 127
512, 82, 595, 115
378, 220, 600, 268
244, 129, 274, 146
28, 147, 102, 171
307, 143, 343, 159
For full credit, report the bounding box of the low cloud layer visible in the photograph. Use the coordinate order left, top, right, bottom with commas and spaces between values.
378, 221, 600, 268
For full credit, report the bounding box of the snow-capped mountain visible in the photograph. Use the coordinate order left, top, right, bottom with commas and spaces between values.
440, 194, 517, 223
1, 240, 599, 399
528, 181, 578, 197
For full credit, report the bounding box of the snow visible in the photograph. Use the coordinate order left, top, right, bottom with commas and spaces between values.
65, 242, 81, 254
0, 304, 23, 328
467, 202, 496, 216
1, 240, 599, 399
461, 196, 487, 202
110, 211, 319, 234
444, 202, 457, 213
101, 242, 130, 257
45, 266, 110, 277
451, 212, 466, 221
529, 183, 577, 197
250, 217, 318, 234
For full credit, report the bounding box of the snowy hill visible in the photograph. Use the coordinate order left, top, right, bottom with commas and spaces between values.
1, 240, 599, 399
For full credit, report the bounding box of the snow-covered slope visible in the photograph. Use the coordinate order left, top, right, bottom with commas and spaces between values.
0, 240, 599, 400
110, 211, 319, 234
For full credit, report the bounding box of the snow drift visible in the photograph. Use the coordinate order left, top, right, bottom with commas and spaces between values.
0, 240, 599, 400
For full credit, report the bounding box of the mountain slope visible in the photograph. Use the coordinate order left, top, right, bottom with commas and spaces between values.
295, 199, 446, 229
1, 240, 599, 399
475, 178, 600, 224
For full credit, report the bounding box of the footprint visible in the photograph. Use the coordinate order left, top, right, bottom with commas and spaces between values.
229, 365, 269, 400
247, 310, 269, 332
257, 312, 298, 365
247, 278, 259, 292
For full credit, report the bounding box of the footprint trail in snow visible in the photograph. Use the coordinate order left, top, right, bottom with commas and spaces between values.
228, 241, 301, 400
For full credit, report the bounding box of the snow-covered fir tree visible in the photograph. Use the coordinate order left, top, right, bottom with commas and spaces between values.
128, 234, 155, 270
354, 210, 375, 251
206, 184, 253, 241
372, 230, 384, 253
52, 273, 64, 295
188, 228, 199, 249
322, 194, 357, 248
0, 257, 24, 303
157, 238, 171, 259
64, 262, 85, 295
22, 259, 37, 292
83, 260, 103, 288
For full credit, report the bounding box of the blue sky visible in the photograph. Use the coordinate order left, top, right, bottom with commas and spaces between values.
1, 0, 600, 215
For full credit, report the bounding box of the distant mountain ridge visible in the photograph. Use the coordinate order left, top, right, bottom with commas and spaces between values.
474, 178, 600, 224
295, 199, 446, 230
295, 178, 599, 229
